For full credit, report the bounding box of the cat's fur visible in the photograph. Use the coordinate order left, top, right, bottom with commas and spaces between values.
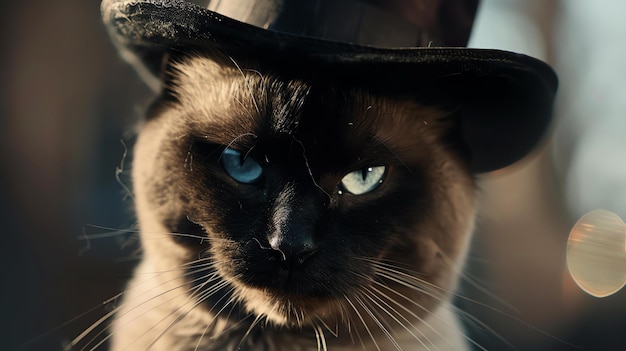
110, 50, 476, 350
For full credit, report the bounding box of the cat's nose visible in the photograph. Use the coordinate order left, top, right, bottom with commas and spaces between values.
267, 185, 323, 265
268, 225, 319, 265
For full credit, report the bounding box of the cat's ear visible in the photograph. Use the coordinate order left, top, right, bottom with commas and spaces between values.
143, 52, 186, 120
160, 52, 185, 102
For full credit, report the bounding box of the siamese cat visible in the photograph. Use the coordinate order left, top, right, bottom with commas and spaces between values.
106, 49, 477, 351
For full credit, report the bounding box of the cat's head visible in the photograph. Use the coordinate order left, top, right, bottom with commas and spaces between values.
132, 50, 476, 328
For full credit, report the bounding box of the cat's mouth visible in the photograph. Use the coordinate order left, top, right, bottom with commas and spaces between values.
271, 253, 319, 289
213, 240, 355, 325
228, 238, 344, 297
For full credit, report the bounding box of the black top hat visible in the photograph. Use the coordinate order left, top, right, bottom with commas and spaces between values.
101, 0, 558, 172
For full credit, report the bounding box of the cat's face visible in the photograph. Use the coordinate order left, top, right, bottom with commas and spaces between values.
132, 52, 476, 330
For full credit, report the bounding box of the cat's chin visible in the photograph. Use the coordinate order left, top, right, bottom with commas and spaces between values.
234, 283, 342, 327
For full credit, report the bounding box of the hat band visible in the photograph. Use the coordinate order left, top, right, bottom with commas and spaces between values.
206, 0, 425, 48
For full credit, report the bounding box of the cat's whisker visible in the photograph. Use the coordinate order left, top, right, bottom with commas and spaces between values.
62, 302, 124, 351
337, 298, 352, 335
232, 94, 250, 115
371, 283, 448, 348
77, 224, 139, 240
361, 285, 437, 351
378, 139, 411, 173
184, 141, 195, 171
114, 138, 135, 203
352, 265, 490, 351
75, 262, 224, 350
193, 290, 242, 351
285, 300, 296, 327
220, 291, 244, 326
113, 269, 226, 349
363, 257, 509, 351
219, 132, 259, 163
196, 282, 237, 318
315, 316, 339, 338
150, 232, 209, 242
431, 247, 576, 349
143, 259, 219, 279
291, 302, 304, 328
362, 274, 439, 329
445, 304, 510, 351
372, 269, 446, 303
76, 223, 140, 259
357, 257, 433, 285
360, 258, 462, 300
291, 136, 331, 200
23, 289, 127, 351
215, 295, 262, 337
370, 259, 513, 327
357, 257, 426, 276
77, 224, 219, 247
194, 324, 211, 351
336, 298, 359, 347
295, 302, 307, 328
354, 292, 403, 351
344, 294, 380, 351
370, 274, 489, 351
81, 288, 201, 350
313, 322, 329, 351
64, 277, 179, 351
227, 55, 262, 117
172, 259, 216, 272
434, 245, 519, 312
144, 278, 234, 350
65, 267, 206, 350
235, 312, 265, 351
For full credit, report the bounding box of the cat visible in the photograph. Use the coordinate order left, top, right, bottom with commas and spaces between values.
108, 48, 477, 351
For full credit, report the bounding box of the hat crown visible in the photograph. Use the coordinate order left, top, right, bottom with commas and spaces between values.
190, 0, 477, 48
101, 0, 558, 172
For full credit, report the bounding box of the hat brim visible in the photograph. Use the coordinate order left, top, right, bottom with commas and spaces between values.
102, 0, 558, 173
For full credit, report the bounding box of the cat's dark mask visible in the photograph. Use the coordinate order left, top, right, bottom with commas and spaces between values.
102, 0, 558, 173
136, 52, 478, 328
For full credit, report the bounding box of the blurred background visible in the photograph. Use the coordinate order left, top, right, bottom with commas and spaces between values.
1, 0, 624, 350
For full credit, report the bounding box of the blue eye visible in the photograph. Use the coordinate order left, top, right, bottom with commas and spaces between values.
340, 166, 386, 195
221, 148, 263, 184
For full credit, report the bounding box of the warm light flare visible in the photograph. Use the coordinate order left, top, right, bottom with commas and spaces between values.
566, 209, 626, 298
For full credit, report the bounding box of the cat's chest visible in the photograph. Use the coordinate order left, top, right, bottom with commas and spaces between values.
113, 257, 467, 351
